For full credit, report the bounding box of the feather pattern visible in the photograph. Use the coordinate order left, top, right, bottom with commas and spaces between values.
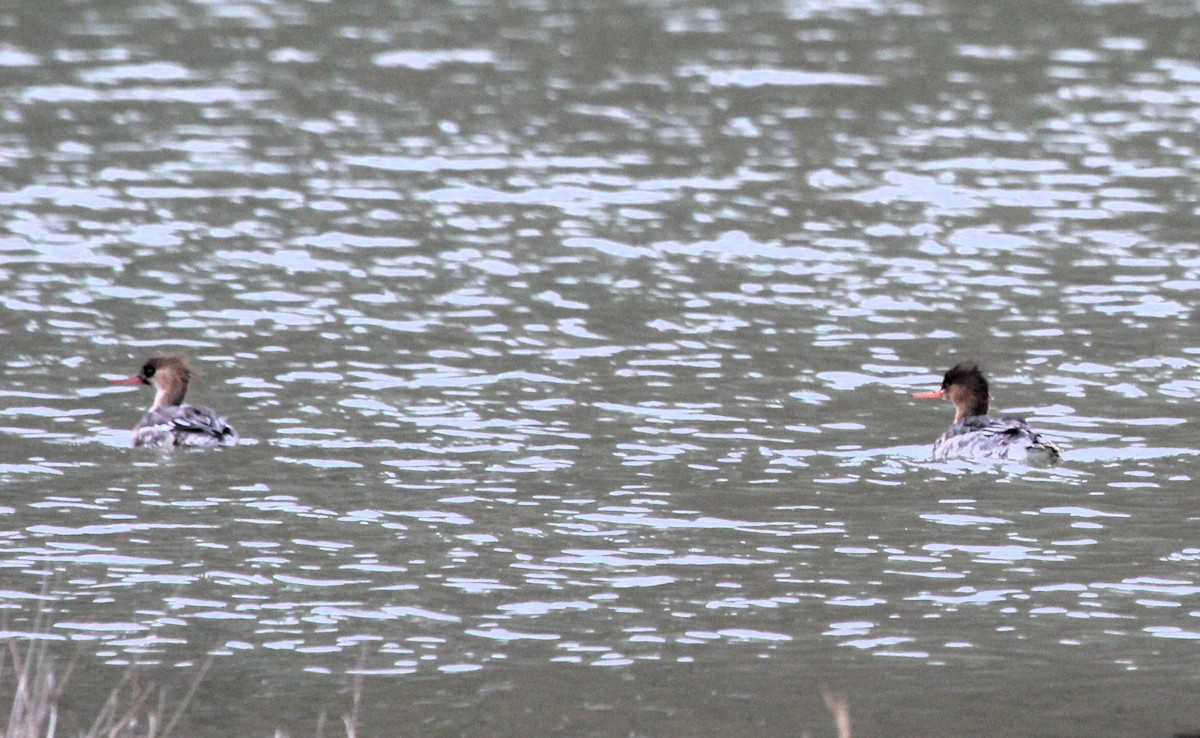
932, 414, 1061, 462
134, 405, 239, 448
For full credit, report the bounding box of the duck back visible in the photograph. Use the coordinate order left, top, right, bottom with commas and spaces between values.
933, 414, 1060, 462
134, 405, 238, 448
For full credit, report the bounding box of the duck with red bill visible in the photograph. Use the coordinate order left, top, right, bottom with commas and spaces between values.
109, 355, 238, 448
913, 363, 1060, 462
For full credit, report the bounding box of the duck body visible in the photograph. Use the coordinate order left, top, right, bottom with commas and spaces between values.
112, 355, 238, 448
915, 363, 1060, 463
133, 405, 238, 448
932, 414, 1059, 462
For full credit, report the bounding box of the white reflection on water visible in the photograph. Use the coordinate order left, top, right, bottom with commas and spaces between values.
2, 0, 1200, 735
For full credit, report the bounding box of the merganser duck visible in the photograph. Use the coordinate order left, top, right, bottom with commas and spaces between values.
110, 355, 238, 448
912, 363, 1060, 462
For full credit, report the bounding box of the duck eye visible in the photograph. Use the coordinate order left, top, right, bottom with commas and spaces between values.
142, 364, 155, 378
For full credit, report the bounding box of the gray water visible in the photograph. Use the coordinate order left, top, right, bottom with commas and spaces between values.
2, 0, 1200, 735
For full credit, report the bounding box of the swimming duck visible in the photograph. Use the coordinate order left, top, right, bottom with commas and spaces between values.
913, 363, 1060, 462
110, 355, 238, 448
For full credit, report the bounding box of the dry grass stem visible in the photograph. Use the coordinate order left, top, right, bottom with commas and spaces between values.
821, 686, 852, 738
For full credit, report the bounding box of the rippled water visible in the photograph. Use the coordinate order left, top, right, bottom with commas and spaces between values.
3, 0, 1200, 735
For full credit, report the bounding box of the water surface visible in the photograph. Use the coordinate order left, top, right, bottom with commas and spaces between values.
2, 0, 1200, 735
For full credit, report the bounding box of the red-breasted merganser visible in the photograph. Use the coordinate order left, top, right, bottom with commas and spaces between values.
110, 355, 238, 448
912, 363, 1061, 462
